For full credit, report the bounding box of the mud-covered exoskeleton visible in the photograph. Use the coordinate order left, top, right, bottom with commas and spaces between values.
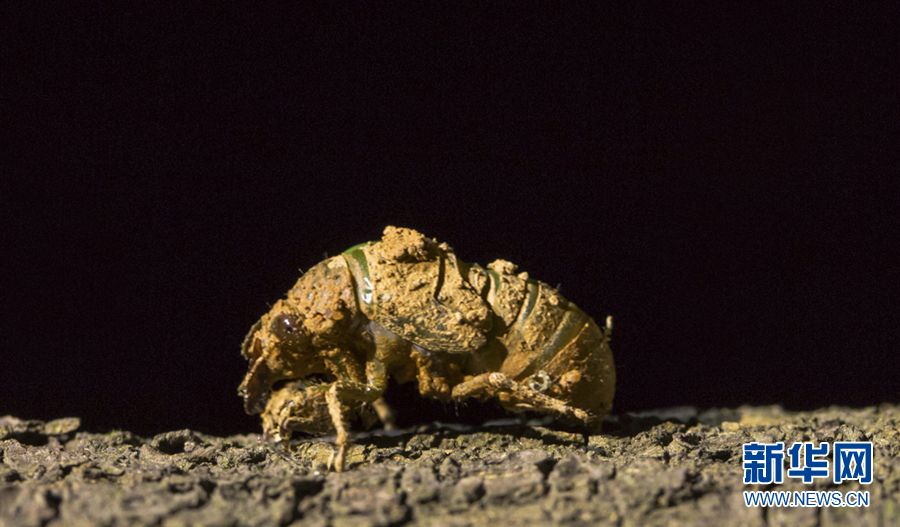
239, 227, 615, 471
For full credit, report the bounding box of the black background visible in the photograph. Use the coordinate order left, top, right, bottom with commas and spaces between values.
3, 5, 897, 437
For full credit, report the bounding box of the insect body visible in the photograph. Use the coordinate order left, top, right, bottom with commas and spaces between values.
239, 227, 615, 471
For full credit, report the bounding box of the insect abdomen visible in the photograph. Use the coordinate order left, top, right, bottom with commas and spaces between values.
478, 260, 615, 417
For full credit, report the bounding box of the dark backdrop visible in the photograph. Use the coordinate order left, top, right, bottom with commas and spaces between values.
3, 5, 897, 437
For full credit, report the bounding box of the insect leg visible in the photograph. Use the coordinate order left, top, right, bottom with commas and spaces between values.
325, 383, 350, 472
371, 397, 395, 430
451, 372, 591, 424
323, 356, 391, 472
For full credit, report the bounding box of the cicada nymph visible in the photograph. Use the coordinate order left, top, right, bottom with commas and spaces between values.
239, 226, 615, 470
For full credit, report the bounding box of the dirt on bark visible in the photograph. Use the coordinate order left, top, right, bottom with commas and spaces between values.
1, 405, 897, 526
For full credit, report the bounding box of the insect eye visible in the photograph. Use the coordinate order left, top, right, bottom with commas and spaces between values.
270, 313, 308, 348
272, 313, 298, 333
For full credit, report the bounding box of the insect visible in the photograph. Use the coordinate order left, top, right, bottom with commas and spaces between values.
239, 226, 615, 471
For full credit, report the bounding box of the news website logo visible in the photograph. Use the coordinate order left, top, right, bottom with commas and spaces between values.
743, 441, 873, 485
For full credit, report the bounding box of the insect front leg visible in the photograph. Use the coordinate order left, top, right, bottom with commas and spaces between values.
323, 354, 391, 472
451, 372, 591, 425
323, 321, 415, 471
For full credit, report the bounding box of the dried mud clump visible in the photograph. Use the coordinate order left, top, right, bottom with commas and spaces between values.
2, 406, 898, 526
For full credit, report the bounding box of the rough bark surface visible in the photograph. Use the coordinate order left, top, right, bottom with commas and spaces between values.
1, 405, 897, 526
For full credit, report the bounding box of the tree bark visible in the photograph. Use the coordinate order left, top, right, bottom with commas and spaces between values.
1, 405, 896, 526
